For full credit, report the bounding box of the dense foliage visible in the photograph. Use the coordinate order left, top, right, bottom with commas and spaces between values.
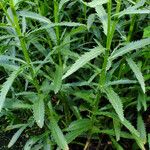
0, 0, 150, 149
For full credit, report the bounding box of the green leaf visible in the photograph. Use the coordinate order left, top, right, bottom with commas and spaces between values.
92, 111, 144, 148
53, 66, 63, 94
115, 0, 148, 17
0, 55, 26, 64
65, 119, 92, 143
113, 119, 121, 141
137, 113, 146, 144
28, 22, 86, 35
0, 35, 15, 41
0, 67, 22, 112
18, 11, 51, 24
117, 9, 150, 17
8, 125, 27, 148
121, 119, 140, 138
126, 57, 145, 93
51, 117, 69, 150
110, 38, 150, 60
4, 98, 32, 109
106, 79, 137, 86
59, 0, 70, 10
24, 134, 47, 150
32, 41, 48, 56
110, 137, 124, 150
48, 102, 69, 150
98, 129, 133, 139
96, 111, 140, 137
104, 87, 124, 121
137, 92, 147, 111
33, 95, 45, 128
87, 14, 95, 30
133, 134, 145, 150
80, 0, 108, 8
62, 46, 104, 79
66, 119, 92, 131
95, 5, 108, 35
143, 26, 150, 38
72, 90, 94, 104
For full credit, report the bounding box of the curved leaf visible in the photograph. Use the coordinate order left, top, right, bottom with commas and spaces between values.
0, 67, 22, 112
62, 46, 104, 79
33, 95, 45, 128
104, 87, 124, 121
126, 57, 145, 93
110, 38, 150, 60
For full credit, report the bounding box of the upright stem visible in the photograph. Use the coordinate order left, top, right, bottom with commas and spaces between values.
54, 0, 62, 66
84, 5, 87, 20
108, 0, 121, 48
92, 0, 112, 131
127, 0, 139, 42
10, 0, 40, 93
54, 0, 60, 45
100, 0, 112, 87
106, 0, 112, 50
127, 15, 136, 42
0, 2, 15, 26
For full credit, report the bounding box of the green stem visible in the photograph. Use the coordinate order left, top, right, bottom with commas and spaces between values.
127, 0, 139, 42
100, 0, 112, 87
127, 15, 136, 42
10, 0, 40, 93
54, 0, 60, 45
106, 0, 112, 50
84, 5, 87, 20
0, 2, 15, 26
92, 8, 114, 132
108, 0, 121, 49
54, 0, 62, 66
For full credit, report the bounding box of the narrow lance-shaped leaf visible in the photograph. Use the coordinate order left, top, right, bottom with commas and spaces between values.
104, 87, 124, 121
28, 22, 86, 36
110, 38, 150, 60
80, 0, 108, 8
113, 119, 121, 141
87, 13, 95, 30
8, 125, 27, 148
96, 112, 143, 148
24, 133, 47, 150
117, 9, 150, 17
18, 11, 51, 24
59, 0, 70, 10
126, 57, 145, 93
0, 67, 22, 112
0, 35, 15, 41
114, 0, 148, 17
62, 46, 104, 79
110, 137, 124, 150
96, 112, 140, 137
48, 102, 69, 150
53, 65, 63, 94
121, 119, 140, 137
65, 119, 92, 143
137, 92, 147, 111
137, 113, 146, 144
33, 95, 45, 128
66, 119, 92, 131
95, 5, 108, 35
106, 79, 137, 86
